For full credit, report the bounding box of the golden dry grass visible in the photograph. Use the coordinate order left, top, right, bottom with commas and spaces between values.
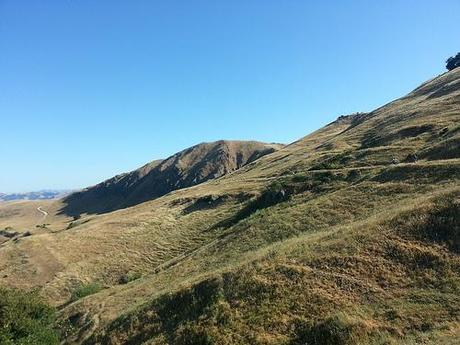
0, 68, 459, 344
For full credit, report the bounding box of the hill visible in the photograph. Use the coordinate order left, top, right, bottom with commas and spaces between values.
60, 140, 282, 216
0, 68, 459, 344
0, 190, 72, 202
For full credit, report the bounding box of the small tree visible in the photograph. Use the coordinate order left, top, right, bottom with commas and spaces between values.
446, 52, 460, 71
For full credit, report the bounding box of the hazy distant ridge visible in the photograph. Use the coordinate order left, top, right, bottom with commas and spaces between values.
0, 190, 73, 202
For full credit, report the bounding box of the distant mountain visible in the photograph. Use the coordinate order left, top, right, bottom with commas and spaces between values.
60, 140, 283, 216
0, 190, 73, 202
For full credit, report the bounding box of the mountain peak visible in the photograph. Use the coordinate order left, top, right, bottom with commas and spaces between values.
60, 140, 283, 216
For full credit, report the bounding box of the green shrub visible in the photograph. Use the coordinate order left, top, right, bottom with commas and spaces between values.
173, 323, 214, 345
119, 271, 142, 284
0, 288, 59, 344
292, 314, 370, 345
71, 282, 103, 301
310, 152, 353, 170
229, 181, 290, 225
291, 173, 309, 182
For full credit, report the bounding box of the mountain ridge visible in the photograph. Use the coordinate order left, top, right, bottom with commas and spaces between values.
60, 140, 283, 216
0, 190, 73, 202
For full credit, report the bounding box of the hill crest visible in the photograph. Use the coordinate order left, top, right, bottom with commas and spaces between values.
60, 140, 282, 216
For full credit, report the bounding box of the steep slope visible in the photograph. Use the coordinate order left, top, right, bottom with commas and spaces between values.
60, 141, 282, 216
0, 69, 459, 344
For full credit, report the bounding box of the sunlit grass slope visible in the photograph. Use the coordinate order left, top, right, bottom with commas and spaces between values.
0, 68, 459, 344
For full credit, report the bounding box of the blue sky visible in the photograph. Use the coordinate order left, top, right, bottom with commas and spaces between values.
0, 1, 459, 192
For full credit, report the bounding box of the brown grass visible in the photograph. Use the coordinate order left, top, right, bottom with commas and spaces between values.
0, 68, 459, 344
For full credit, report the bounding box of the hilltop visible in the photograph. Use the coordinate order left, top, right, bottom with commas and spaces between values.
60, 140, 282, 216
0, 68, 459, 344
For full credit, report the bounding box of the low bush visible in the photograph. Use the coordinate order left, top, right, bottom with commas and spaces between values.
219, 181, 291, 227
70, 282, 103, 301
119, 271, 142, 284
292, 314, 370, 345
0, 288, 59, 344
309, 152, 353, 170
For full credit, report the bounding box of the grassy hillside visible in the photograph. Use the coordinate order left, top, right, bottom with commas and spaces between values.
0, 68, 459, 344
0, 199, 71, 234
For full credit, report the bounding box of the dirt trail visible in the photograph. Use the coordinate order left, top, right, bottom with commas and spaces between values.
37, 206, 48, 219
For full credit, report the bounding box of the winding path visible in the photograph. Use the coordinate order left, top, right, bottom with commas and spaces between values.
37, 206, 48, 220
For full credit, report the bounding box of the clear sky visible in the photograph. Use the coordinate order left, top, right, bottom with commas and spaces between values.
0, 1, 459, 193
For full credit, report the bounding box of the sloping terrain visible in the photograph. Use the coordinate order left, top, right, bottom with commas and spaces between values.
0, 68, 459, 344
60, 141, 281, 216
0, 199, 71, 232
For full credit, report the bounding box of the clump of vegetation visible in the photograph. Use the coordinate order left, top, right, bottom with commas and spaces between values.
70, 282, 103, 302
446, 52, 460, 71
309, 151, 353, 170
0, 288, 59, 344
346, 169, 361, 181
361, 125, 435, 149
182, 194, 228, 214
119, 271, 142, 284
217, 180, 291, 228
419, 137, 460, 160
292, 314, 371, 345
291, 173, 309, 183
392, 194, 460, 252
404, 152, 419, 163
0, 228, 19, 238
